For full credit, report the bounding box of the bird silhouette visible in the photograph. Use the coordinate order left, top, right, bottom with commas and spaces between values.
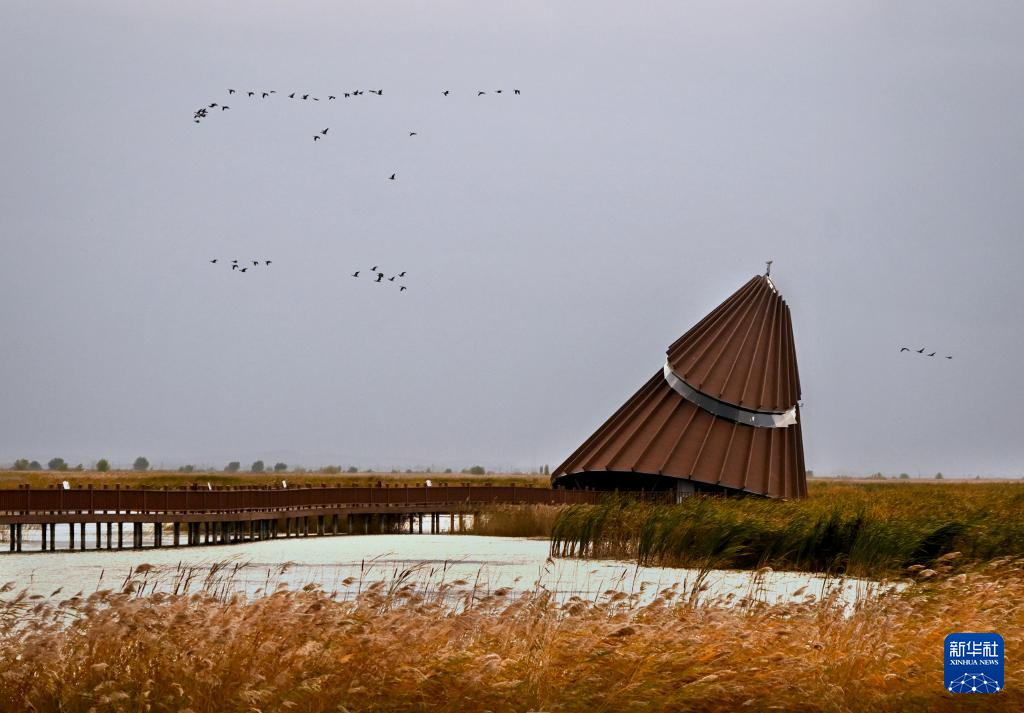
313, 135, 321, 141
344, 93, 351, 98
209, 103, 218, 108
388, 276, 396, 282
388, 173, 396, 180
371, 265, 379, 271
399, 286, 407, 291
302, 94, 309, 100
248, 91, 255, 97
252, 261, 259, 266
329, 95, 336, 100
375, 274, 383, 282
514, 89, 520, 95
194, 119, 200, 124
228, 89, 236, 94
321, 128, 329, 135
239, 267, 248, 273
927, 352, 936, 357
221, 105, 230, 110
477, 91, 485, 96
899, 347, 910, 352
231, 260, 238, 264
262, 92, 269, 98
945, 356, 953, 359
373, 89, 382, 95
442, 90, 450, 96
398, 271, 406, 277
232, 264, 239, 270
409, 132, 417, 136
313, 97, 319, 101
265, 260, 272, 265
495, 89, 502, 94
916, 348, 926, 354
352, 271, 360, 278
288, 92, 295, 98
210, 259, 218, 264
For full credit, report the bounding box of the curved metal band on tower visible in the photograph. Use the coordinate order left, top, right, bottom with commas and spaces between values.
662, 363, 797, 428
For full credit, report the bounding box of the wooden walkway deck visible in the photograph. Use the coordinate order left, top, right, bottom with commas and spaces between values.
0, 485, 601, 553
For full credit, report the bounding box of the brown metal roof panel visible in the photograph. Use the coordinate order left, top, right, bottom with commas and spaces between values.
667, 276, 800, 412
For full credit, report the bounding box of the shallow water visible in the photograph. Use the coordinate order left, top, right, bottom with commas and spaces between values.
0, 534, 890, 607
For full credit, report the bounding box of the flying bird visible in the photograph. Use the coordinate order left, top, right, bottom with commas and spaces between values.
228, 89, 236, 94
231, 260, 238, 263
265, 260, 272, 265
321, 128, 329, 135
210, 259, 218, 264
916, 348, 926, 354
302, 94, 309, 100
375, 274, 383, 282
495, 90, 502, 94
409, 132, 417, 136
398, 271, 406, 277
344, 93, 350, 98
399, 286, 407, 291
208, 103, 218, 108
232, 264, 238, 270
442, 90, 450, 96
899, 347, 910, 352
252, 261, 259, 266
239, 267, 248, 273
927, 352, 936, 357
248, 91, 255, 97
373, 89, 382, 95
262, 92, 269, 98
945, 356, 953, 359
221, 105, 230, 110
388, 276, 396, 282
289, 92, 295, 98
514, 89, 520, 95
352, 271, 360, 277
371, 265, 379, 271
328, 95, 336, 100
477, 91, 485, 96
313, 135, 321, 141
388, 173, 396, 180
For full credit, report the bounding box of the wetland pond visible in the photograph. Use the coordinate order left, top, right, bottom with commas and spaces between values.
0, 534, 894, 608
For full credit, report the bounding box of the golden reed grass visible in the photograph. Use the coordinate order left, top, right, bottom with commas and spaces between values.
2, 559, 1022, 711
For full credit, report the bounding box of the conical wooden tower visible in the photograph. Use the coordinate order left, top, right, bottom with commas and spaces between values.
551, 275, 806, 498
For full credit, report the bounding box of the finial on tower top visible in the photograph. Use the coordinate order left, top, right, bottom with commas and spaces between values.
765, 260, 773, 277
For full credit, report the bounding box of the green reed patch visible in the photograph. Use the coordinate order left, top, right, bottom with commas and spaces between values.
551, 480, 1024, 577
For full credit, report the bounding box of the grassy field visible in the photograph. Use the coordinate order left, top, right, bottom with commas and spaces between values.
1, 559, 1021, 712
0, 469, 550, 489
551, 480, 1024, 578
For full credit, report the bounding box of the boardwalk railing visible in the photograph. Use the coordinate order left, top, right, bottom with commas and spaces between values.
1, 485, 609, 553
0, 485, 600, 517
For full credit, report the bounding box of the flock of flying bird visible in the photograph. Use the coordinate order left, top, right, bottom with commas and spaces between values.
209, 259, 272, 273
900, 347, 953, 359
352, 266, 409, 292
207, 259, 409, 292
192, 86, 522, 158
196, 85, 524, 293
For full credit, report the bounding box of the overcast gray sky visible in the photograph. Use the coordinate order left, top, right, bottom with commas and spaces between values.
1, 1, 1022, 475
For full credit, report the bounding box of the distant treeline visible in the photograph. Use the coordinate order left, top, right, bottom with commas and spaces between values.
6, 458, 552, 476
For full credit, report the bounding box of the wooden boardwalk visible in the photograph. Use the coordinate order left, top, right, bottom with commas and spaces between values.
0, 485, 600, 553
